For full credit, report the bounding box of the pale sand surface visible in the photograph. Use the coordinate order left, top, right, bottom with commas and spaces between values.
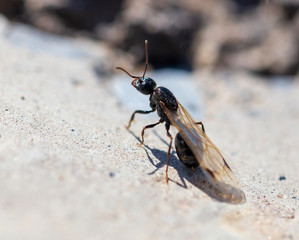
0, 18, 298, 240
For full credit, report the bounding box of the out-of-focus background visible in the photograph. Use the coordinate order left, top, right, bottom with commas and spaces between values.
1, 0, 299, 75
0, 1, 299, 240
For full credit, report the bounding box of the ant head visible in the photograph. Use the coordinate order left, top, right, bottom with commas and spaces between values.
116, 40, 156, 95
131, 76, 157, 95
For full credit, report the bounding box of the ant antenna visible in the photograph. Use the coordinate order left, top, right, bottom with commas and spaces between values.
116, 67, 139, 79
116, 40, 149, 79
142, 40, 148, 78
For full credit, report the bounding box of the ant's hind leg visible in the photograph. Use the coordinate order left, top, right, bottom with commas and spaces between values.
195, 121, 205, 133
126, 110, 155, 129
138, 120, 162, 146
165, 123, 173, 184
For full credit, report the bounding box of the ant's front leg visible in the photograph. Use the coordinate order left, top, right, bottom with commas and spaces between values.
138, 119, 163, 146
126, 109, 155, 129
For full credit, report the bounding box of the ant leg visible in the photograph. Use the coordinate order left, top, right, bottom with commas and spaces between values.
165, 123, 173, 184
126, 110, 155, 129
195, 121, 205, 133
138, 120, 162, 145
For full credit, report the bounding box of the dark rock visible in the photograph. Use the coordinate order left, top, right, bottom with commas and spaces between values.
279, 175, 286, 181
2, 0, 299, 75
193, 3, 299, 75
97, 0, 203, 70
24, 0, 124, 34
0, 0, 24, 18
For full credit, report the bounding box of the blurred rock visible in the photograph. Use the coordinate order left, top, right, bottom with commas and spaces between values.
193, 3, 299, 75
27, 0, 123, 35
0, 0, 24, 18
99, 0, 299, 74
22, 0, 68, 33
97, 0, 202, 69
1, 0, 299, 75
0, 0, 124, 34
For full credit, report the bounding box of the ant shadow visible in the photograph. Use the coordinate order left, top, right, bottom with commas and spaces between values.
127, 129, 246, 204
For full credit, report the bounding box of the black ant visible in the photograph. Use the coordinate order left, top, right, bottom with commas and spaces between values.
116, 41, 246, 205
116, 40, 198, 183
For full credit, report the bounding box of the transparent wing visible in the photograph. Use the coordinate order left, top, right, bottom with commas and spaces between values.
160, 101, 245, 203
160, 101, 246, 203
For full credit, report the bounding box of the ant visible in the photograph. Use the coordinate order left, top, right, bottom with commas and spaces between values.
116, 41, 246, 206
116, 40, 204, 183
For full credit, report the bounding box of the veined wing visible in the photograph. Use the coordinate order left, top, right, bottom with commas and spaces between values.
160, 101, 237, 186
160, 101, 245, 203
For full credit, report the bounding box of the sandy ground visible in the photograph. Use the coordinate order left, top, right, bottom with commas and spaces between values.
0, 16, 298, 240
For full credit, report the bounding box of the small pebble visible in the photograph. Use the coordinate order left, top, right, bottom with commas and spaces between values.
71, 129, 75, 132
109, 172, 115, 178
277, 193, 288, 199
277, 193, 283, 198
71, 78, 82, 86
279, 175, 286, 181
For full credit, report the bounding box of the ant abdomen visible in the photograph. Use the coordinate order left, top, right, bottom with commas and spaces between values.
175, 133, 199, 169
